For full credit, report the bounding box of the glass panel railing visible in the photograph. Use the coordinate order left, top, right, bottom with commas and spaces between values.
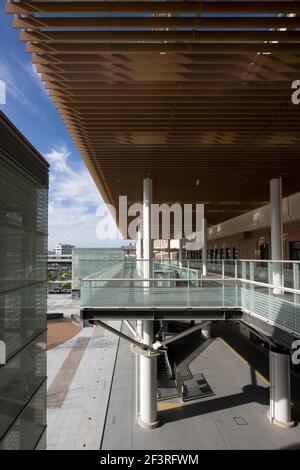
81, 279, 241, 310
79, 259, 300, 335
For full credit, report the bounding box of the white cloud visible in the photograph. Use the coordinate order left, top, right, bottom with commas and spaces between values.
20, 60, 49, 96
0, 60, 45, 117
45, 146, 123, 249
10, 54, 49, 97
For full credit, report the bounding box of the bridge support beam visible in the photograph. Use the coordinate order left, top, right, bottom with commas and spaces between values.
270, 178, 283, 294
138, 177, 159, 429
269, 350, 294, 428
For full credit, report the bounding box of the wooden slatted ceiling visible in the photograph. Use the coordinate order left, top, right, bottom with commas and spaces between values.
6, 1, 300, 229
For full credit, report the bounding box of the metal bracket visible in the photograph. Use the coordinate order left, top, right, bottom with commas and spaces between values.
130, 344, 165, 357
94, 319, 165, 355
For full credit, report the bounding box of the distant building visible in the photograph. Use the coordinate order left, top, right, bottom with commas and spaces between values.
123, 243, 136, 258
55, 243, 75, 255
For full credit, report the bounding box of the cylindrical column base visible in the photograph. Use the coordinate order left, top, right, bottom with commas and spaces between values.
138, 414, 160, 430
139, 354, 159, 429
269, 351, 294, 429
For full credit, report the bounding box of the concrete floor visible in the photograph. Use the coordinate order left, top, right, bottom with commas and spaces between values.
46, 296, 300, 451
101, 324, 300, 450
47, 321, 121, 450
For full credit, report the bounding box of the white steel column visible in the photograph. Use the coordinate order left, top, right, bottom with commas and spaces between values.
138, 177, 159, 429
143, 177, 153, 282
136, 227, 142, 276
269, 178, 293, 428
139, 321, 159, 429
135, 319, 143, 420
202, 218, 207, 277
270, 178, 283, 294
167, 238, 171, 260
179, 238, 184, 267
269, 350, 294, 428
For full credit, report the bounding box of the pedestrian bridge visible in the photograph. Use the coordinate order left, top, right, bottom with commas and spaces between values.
80, 259, 300, 346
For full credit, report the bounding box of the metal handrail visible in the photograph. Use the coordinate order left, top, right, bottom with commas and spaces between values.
81, 277, 300, 295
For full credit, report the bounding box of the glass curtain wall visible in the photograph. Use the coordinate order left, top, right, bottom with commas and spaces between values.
0, 113, 48, 450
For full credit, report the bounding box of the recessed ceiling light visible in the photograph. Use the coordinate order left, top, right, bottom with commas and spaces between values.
195, 179, 200, 186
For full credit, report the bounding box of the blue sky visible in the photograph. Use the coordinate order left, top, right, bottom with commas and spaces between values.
0, 6, 123, 249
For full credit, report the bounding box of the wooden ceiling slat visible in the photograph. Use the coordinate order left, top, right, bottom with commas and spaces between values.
25, 42, 300, 55
39, 73, 295, 83
6, 1, 300, 15
20, 30, 300, 42
13, 16, 300, 30
31, 53, 300, 66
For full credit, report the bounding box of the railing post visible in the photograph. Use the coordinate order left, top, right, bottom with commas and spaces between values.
268, 261, 272, 287
270, 178, 283, 295
222, 260, 225, 280
249, 261, 255, 312
234, 260, 238, 306
293, 262, 300, 305
202, 218, 207, 277
187, 260, 190, 308
241, 260, 247, 280
234, 260, 238, 280
249, 261, 254, 282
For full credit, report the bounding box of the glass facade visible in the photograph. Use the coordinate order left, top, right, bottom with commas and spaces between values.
0, 113, 48, 449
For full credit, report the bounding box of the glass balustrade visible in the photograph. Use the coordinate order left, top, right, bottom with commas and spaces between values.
79, 259, 300, 335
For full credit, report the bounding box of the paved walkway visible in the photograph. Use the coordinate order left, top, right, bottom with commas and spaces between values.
47, 321, 121, 450
47, 294, 80, 319
101, 324, 300, 450
47, 318, 81, 349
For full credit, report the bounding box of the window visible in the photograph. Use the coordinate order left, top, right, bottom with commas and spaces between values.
226, 248, 231, 259
259, 244, 269, 260
290, 241, 300, 260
